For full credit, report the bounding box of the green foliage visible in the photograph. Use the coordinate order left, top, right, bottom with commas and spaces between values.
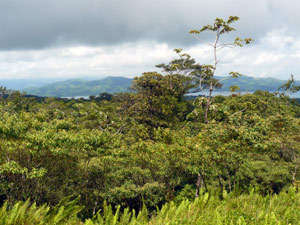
3, 189, 300, 224
279, 74, 300, 93
0, 16, 300, 225
156, 49, 201, 79
189, 16, 253, 123
0, 196, 82, 225
229, 85, 240, 92
0, 86, 299, 216
122, 71, 193, 130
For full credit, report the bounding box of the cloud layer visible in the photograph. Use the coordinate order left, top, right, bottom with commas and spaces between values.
0, 0, 299, 80
0, 0, 293, 49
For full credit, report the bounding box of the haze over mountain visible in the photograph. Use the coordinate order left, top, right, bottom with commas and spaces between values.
0, 78, 68, 90
18, 75, 299, 97
22, 77, 132, 97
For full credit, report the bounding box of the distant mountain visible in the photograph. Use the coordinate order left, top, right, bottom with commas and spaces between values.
0, 78, 66, 90
23, 76, 133, 97
21, 75, 299, 97
217, 76, 295, 92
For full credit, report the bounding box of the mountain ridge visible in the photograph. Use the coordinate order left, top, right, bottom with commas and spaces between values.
17, 75, 300, 97
22, 76, 132, 97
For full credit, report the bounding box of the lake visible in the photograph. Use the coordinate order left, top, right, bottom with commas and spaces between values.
186, 91, 300, 98
63, 91, 300, 99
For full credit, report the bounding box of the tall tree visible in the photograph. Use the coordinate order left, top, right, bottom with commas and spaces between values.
190, 16, 253, 123
125, 72, 193, 130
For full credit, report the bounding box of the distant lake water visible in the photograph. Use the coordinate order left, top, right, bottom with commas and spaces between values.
186, 91, 300, 98
63, 91, 300, 99
61, 96, 90, 99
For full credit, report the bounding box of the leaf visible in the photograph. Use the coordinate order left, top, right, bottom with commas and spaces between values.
173, 48, 183, 53
189, 30, 200, 34
244, 38, 253, 44
229, 71, 242, 78
229, 85, 241, 92
227, 16, 240, 24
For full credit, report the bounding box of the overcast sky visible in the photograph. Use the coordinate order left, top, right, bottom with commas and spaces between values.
0, 0, 300, 80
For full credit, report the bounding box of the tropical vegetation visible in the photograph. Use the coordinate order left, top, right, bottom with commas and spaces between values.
0, 16, 300, 224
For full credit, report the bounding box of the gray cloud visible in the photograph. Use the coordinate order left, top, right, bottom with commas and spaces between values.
0, 0, 292, 50
1, 0, 300, 80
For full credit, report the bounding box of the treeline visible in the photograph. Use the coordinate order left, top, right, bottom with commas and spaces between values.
0, 80, 300, 219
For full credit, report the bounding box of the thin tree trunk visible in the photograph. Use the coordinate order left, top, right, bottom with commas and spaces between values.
204, 30, 219, 123
292, 158, 300, 192
204, 83, 213, 123
93, 201, 98, 216
292, 159, 300, 183
218, 175, 224, 190
195, 173, 203, 198
228, 173, 232, 192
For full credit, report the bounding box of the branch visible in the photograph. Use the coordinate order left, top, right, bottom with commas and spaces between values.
175, 52, 193, 76
199, 73, 209, 97
112, 123, 127, 137
176, 52, 186, 69
227, 107, 247, 119
174, 51, 199, 77
5, 154, 10, 163
192, 34, 214, 47
217, 43, 236, 50
185, 69, 197, 76
213, 30, 220, 71
213, 76, 229, 89
214, 29, 220, 47
292, 158, 300, 183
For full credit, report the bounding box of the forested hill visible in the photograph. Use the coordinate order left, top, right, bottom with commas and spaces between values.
22, 76, 132, 97
20, 75, 298, 97
218, 76, 290, 92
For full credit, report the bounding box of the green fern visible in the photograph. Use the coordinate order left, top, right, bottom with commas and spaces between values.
3, 189, 300, 224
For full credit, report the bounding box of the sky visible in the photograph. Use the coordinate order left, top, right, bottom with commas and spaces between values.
0, 0, 300, 80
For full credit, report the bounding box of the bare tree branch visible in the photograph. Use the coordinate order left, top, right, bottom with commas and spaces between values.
192, 34, 214, 47
213, 77, 229, 89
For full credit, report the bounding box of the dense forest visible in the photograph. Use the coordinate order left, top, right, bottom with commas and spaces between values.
1, 71, 300, 224
1, 17, 300, 224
